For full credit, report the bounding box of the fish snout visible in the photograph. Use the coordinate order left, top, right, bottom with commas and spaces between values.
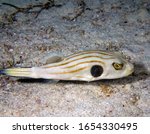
125, 63, 134, 76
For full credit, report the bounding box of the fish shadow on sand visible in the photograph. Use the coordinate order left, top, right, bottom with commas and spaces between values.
17, 62, 149, 85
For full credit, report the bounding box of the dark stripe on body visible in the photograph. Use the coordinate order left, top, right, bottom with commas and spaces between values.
49, 66, 88, 74
44, 55, 113, 68
63, 60, 105, 69
65, 50, 113, 60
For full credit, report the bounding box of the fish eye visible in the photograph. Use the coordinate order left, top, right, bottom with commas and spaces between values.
91, 65, 103, 77
112, 62, 124, 70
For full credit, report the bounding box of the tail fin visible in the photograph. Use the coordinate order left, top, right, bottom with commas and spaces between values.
0, 69, 5, 75
0, 67, 36, 78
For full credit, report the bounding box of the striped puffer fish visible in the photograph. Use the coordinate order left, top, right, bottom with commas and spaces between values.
0, 50, 134, 82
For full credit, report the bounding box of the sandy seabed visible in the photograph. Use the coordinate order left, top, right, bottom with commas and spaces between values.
0, 0, 150, 116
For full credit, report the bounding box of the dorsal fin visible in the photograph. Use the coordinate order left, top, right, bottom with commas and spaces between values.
45, 56, 63, 64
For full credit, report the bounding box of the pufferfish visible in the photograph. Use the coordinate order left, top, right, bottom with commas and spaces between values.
0, 50, 134, 82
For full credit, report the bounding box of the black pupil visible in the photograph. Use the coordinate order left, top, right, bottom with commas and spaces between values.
91, 65, 103, 77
